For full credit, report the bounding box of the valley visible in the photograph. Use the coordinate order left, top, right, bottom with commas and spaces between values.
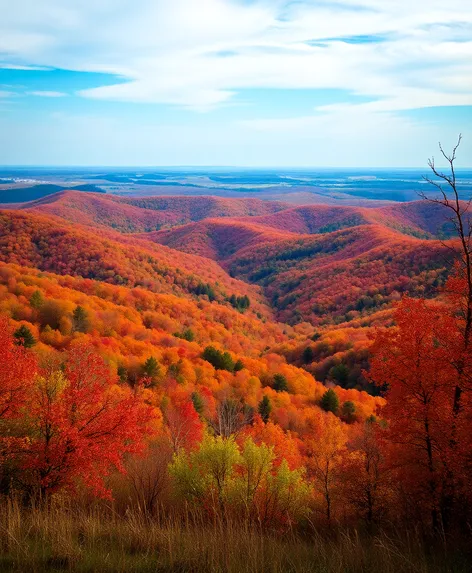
1, 167, 471, 573
0, 189, 457, 395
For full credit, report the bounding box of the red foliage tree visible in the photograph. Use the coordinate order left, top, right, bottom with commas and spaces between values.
23, 343, 154, 498
369, 298, 458, 529
0, 316, 37, 420
164, 398, 203, 453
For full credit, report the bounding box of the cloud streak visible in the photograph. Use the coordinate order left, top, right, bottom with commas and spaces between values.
28, 90, 67, 97
0, 0, 471, 166
0, 0, 470, 112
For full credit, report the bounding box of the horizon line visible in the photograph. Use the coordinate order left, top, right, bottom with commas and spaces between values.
1, 165, 472, 170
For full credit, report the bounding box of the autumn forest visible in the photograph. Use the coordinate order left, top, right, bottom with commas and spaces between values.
0, 143, 472, 572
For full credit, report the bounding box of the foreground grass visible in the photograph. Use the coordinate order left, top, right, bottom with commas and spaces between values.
0, 499, 470, 573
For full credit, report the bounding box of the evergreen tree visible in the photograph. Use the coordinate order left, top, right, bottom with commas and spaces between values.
117, 365, 128, 383
14, 325, 36, 348
168, 361, 185, 384
233, 359, 244, 372
320, 389, 339, 414
30, 290, 44, 310
181, 328, 195, 342
228, 294, 251, 312
273, 373, 289, 393
329, 363, 349, 386
191, 391, 205, 416
142, 356, 161, 385
72, 305, 90, 333
194, 282, 216, 301
303, 346, 315, 364
206, 284, 216, 302
202, 346, 235, 372
174, 328, 195, 342
341, 401, 356, 423
258, 395, 272, 423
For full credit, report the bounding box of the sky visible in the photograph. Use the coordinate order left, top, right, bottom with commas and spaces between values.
0, 0, 471, 167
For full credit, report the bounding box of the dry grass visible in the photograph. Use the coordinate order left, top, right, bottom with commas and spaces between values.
0, 498, 469, 573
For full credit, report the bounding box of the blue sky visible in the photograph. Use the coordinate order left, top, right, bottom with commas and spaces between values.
0, 0, 471, 167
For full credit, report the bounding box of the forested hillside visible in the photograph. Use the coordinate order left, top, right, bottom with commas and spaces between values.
23, 191, 288, 233
1, 177, 471, 572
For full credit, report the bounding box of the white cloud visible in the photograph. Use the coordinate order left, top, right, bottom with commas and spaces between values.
0, 64, 50, 70
28, 90, 67, 97
0, 0, 471, 167
0, 0, 470, 111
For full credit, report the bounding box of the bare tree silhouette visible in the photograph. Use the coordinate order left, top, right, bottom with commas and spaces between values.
420, 134, 471, 414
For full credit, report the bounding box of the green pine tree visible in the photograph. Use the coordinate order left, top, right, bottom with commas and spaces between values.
191, 391, 205, 416
320, 389, 339, 414
14, 325, 36, 348
341, 401, 356, 423
329, 363, 349, 386
30, 290, 44, 310
72, 305, 90, 333
117, 365, 128, 383
273, 373, 289, 393
302, 346, 315, 364
202, 346, 235, 372
233, 359, 244, 372
258, 395, 272, 423
179, 328, 195, 342
142, 356, 161, 385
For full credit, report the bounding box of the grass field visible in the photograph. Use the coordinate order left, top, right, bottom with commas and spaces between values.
0, 498, 470, 573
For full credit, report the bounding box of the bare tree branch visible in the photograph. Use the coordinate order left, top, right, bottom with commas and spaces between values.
420, 134, 471, 414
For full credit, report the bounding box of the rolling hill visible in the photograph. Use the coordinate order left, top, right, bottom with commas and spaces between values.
0, 191, 457, 395
2, 192, 456, 328
0, 209, 269, 316
144, 219, 300, 260
227, 224, 451, 325
228, 200, 457, 239
22, 191, 289, 233
0, 183, 105, 204
139, 200, 454, 325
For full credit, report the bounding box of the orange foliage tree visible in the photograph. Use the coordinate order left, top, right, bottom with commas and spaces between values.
341, 420, 392, 527
303, 410, 348, 523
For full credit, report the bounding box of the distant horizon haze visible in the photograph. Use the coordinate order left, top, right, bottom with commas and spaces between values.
1, 165, 472, 171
